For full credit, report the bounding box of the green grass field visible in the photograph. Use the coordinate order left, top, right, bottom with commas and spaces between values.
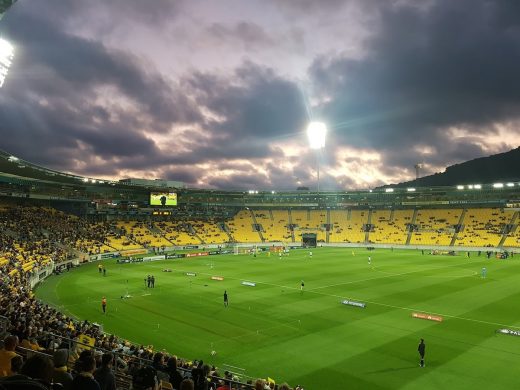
35, 248, 520, 389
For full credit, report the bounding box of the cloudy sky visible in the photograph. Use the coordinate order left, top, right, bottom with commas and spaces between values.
0, 0, 519, 190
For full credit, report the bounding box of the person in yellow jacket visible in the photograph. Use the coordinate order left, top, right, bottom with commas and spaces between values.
0, 335, 19, 377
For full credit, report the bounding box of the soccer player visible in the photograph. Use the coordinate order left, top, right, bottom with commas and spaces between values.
101, 297, 107, 314
98, 264, 103, 274
103, 267, 106, 277
481, 267, 487, 278
224, 290, 228, 307
151, 275, 155, 288
309, 251, 312, 258
368, 256, 371, 265
300, 280, 304, 293
418, 338, 425, 367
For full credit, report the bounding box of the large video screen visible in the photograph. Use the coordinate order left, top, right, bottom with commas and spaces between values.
150, 192, 177, 206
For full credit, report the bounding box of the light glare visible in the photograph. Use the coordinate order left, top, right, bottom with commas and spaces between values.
306, 122, 327, 149
0, 38, 14, 88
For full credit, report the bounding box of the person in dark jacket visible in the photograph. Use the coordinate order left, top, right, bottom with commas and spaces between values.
71, 355, 101, 390
166, 357, 183, 390
52, 349, 73, 390
418, 338, 426, 367
93, 353, 116, 390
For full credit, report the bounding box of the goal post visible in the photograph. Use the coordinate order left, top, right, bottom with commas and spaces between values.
233, 244, 258, 255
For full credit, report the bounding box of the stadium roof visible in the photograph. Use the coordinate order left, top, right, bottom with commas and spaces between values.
0, 0, 17, 21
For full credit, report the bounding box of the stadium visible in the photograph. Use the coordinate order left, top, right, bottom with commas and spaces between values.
1, 1, 520, 390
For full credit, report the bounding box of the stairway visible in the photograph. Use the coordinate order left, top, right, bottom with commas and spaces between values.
450, 209, 467, 246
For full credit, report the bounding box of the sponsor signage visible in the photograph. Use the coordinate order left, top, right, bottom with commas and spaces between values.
143, 255, 166, 262
341, 299, 366, 308
101, 253, 115, 259
220, 249, 233, 254
211, 276, 224, 281
166, 254, 186, 259
412, 312, 443, 322
186, 252, 209, 257
184, 245, 199, 249
120, 249, 147, 256
185, 272, 197, 276
241, 281, 256, 287
497, 328, 520, 337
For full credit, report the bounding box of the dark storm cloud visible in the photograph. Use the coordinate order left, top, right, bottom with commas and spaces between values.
187, 61, 308, 145
0, 2, 202, 174
310, 0, 520, 169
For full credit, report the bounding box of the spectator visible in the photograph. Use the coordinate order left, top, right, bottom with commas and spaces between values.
93, 353, 116, 390
20, 354, 55, 386
52, 349, 73, 390
0, 336, 19, 377
166, 356, 183, 390
180, 378, 195, 390
71, 354, 100, 390
132, 365, 158, 390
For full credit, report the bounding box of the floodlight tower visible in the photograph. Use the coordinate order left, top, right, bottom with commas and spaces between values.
0, 38, 14, 88
414, 163, 423, 180
306, 122, 327, 193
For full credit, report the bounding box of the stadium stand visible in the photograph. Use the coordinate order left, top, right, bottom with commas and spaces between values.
454, 208, 511, 247
191, 219, 228, 244
368, 209, 412, 245
410, 208, 461, 246
329, 209, 367, 243
227, 210, 262, 243
269, 210, 293, 242
155, 221, 201, 246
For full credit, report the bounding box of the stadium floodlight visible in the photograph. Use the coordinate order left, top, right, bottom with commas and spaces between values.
82, 178, 89, 182
7, 155, 18, 162
271, 190, 276, 194
385, 188, 394, 193
456, 185, 464, 190
306, 121, 327, 193
468, 185, 474, 189
306, 122, 327, 149
474, 184, 482, 189
506, 183, 515, 187
493, 183, 504, 188
0, 38, 14, 88
407, 188, 416, 192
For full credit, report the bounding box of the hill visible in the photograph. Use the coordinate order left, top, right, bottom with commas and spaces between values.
393, 147, 520, 187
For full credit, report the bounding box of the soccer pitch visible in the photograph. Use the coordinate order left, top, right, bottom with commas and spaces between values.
35, 248, 520, 389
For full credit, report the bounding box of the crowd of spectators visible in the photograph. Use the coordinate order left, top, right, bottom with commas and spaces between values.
0, 205, 299, 389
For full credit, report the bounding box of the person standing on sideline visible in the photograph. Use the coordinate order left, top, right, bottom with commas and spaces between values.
418, 339, 425, 367
223, 291, 228, 307
102, 297, 107, 314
